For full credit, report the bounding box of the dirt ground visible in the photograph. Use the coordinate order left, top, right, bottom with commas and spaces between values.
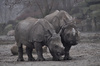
0, 42, 100, 66
0, 33, 100, 66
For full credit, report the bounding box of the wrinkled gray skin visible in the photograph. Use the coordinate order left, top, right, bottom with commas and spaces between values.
60, 24, 80, 60
15, 18, 64, 61
45, 10, 80, 60
45, 10, 73, 33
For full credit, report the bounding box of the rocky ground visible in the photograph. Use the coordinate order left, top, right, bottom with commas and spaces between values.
0, 33, 100, 66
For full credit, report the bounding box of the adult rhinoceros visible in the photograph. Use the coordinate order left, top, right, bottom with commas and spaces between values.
45, 10, 80, 60
15, 18, 64, 61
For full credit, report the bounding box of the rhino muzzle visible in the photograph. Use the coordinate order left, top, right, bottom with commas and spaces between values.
70, 41, 78, 45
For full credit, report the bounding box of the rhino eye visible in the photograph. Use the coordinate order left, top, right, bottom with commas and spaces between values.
67, 34, 70, 37
55, 45, 58, 48
57, 52, 61, 56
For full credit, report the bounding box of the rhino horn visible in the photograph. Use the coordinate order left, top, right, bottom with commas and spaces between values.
77, 31, 81, 39
58, 25, 66, 34
58, 28, 63, 34
72, 28, 76, 36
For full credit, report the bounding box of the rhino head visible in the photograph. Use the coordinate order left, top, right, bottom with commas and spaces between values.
60, 24, 80, 46
46, 30, 65, 61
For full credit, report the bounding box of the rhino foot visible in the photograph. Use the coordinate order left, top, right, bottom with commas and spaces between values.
52, 58, 60, 61
28, 58, 35, 61
63, 56, 72, 60
36, 57, 45, 61
17, 58, 24, 61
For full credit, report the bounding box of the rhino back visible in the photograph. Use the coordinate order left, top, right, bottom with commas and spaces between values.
45, 10, 67, 33
29, 19, 55, 44
45, 10, 59, 23
15, 18, 37, 46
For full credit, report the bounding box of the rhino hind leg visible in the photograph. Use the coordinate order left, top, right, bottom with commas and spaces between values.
17, 44, 24, 61
26, 47, 35, 61
34, 42, 45, 61
64, 45, 72, 60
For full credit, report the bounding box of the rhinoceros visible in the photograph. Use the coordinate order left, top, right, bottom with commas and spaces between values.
59, 23, 80, 60
15, 18, 64, 61
45, 10, 80, 60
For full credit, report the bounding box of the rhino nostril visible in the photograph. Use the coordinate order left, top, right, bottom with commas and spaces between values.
57, 52, 61, 56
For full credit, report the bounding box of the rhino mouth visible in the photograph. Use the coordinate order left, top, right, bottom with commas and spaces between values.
70, 41, 78, 45
53, 53, 62, 61
56, 50, 65, 57
57, 52, 64, 56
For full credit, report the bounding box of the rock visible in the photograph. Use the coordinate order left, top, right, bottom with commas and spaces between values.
10, 43, 26, 55
4, 24, 13, 30
4, 24, 13, 34
70, 7, 80, 14
85, 0, 100, 3
91, 10, 100, 17
90, 10, 100, 19
89, 4, 100, 11
77, 1, 88, 7
11, 43, 47, 55
85, 0, 100, 5
73, 13, 84, 19
81, 7, 90, 14
7, 30, 15, 36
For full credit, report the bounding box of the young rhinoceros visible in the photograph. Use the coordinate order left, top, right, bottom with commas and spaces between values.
15, 18, 64, 61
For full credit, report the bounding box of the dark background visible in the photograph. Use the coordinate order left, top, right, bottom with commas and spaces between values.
0, 0, 100, 35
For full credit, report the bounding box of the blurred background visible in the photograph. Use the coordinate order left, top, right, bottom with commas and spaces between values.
0, 0, 100, 35
0, 0, 100, 44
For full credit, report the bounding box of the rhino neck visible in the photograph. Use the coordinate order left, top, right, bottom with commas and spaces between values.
47, 42, 56, 52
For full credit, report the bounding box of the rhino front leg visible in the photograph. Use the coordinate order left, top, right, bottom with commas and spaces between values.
64, 45, 72, 60
34, 42, 45, 61
26, 47, 35, 61
17, 44, 24, 61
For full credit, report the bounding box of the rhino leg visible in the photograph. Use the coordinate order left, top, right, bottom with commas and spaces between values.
64, 45, 72, 60
26, 47, 35, 61
17, 44, 24, 61
34, 42, 45, 61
